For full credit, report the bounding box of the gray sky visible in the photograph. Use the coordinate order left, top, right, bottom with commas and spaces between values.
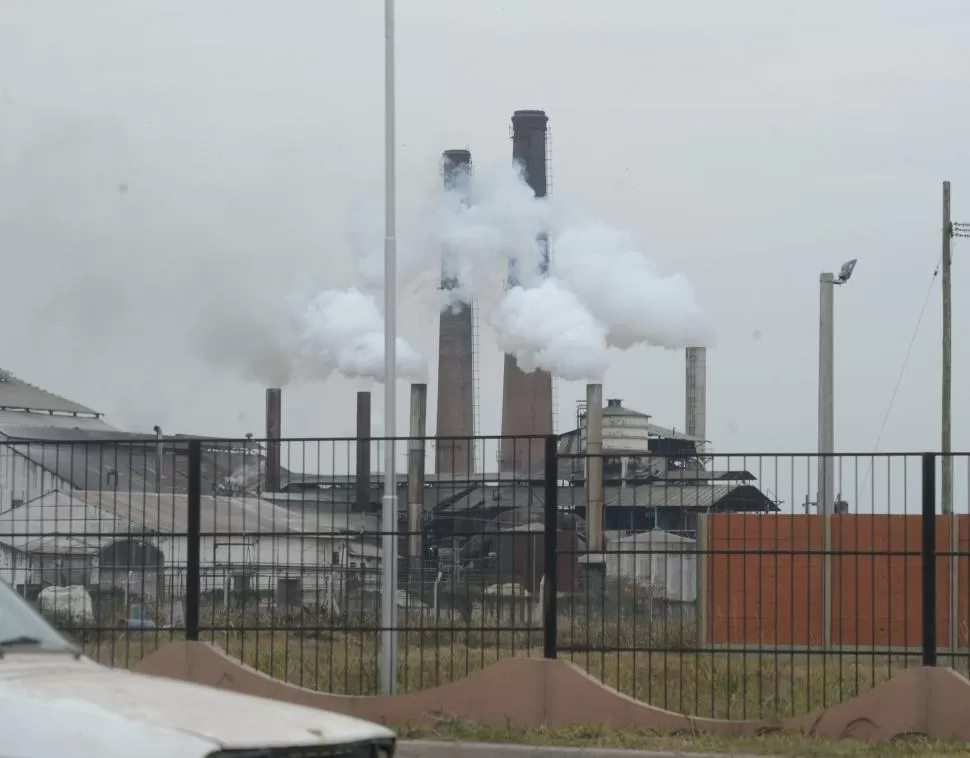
1, 0, 968, 471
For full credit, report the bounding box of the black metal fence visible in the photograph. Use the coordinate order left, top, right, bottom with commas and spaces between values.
0, 434, 968, 720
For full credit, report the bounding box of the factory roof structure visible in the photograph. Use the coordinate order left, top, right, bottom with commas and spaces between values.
0, 489, 300, 555
1, 425, 286, 498
0, 369, 103, 418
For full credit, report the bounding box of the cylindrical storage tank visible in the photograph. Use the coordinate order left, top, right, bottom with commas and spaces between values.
600, 399, 652, 454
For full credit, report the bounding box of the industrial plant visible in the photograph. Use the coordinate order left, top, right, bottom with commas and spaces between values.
0, 108, 780, 625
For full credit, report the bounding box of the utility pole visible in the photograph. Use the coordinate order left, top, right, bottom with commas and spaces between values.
941, 184, 970, 652
942, 181, 952, 517
942, 182, 955, 653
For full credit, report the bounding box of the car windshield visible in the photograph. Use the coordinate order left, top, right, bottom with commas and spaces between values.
0, 579, 75, 650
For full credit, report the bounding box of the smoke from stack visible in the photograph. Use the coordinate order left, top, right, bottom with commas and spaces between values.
204, 112, 713, 400
434, 144, 712, 385
436, 149, 476, 475
4, 98, 708, 428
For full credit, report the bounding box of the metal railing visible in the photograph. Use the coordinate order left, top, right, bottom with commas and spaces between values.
0, 434, 967, 719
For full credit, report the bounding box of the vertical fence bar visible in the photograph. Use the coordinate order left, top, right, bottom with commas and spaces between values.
185, 439, 202, 642
543, 434, 559, 659
922, 452, 937, 667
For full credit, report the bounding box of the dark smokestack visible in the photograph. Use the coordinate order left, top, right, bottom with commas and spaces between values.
500, 110, 553, 475
436, 148, 476, 476
355, 391, 371, 511
265, 388, 282, 492
407, 383, 428, 570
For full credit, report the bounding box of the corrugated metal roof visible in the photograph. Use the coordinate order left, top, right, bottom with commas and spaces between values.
1, 430, 291, 496
656, 469, 756, 482
0, 489, 299, 550
605, 484, 738, 508
0, 413, 116, 432
0, 370, 100, 416
285, 508, 378, 535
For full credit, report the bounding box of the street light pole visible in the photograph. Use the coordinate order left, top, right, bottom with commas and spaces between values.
818, 272, 835, 519
818, 258, 856, 649
380, 0, 399, 696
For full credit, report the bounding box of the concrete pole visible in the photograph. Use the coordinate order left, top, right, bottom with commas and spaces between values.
265, 389, 282, 493
942, 181, 952, 517
818, 274, 835, 517
942, 180, 958, 651
380, 0, 399, 696
585, 383, 604, 553
407, 384, 427, 576
818, 273, 834, 648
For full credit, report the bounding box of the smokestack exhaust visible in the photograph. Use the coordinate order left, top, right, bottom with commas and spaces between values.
686, 347, 707, 446
436, 149, 476, 476
407, 383, 428, 574
265, 388, 282, 492
356, 391, 371, 511
585, 383, 604, 552
500, 109, 554, 475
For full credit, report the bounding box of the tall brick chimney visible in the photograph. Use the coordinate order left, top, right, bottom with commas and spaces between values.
435, 149, 476, 476
499, 110, 553, 475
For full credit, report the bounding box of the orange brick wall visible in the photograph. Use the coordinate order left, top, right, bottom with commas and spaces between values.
705, 514, 968, 647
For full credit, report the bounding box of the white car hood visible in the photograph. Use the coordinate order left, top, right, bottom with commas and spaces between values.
0, 654, 393, 758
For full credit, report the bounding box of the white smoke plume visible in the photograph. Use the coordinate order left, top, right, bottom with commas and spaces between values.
491, 280, 609, 380
1, 111, 696, 393
197, 277, 427, 387
434, 161, 712, 380
289, 285, 426, 383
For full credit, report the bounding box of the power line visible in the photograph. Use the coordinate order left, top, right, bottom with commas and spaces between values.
859, 257, 941, 501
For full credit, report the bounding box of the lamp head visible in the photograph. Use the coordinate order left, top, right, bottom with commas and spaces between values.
837, 258, 857, 284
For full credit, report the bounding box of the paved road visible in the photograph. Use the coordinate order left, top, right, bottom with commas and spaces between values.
397, 740, 769, 758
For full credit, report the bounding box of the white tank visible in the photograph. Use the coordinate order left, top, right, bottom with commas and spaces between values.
600, 399, 652, 454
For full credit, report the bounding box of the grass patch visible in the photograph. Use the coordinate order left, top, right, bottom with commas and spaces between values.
396, 718, 970, 756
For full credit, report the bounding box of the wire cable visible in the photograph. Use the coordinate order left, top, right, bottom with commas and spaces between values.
859, 257, 942, 501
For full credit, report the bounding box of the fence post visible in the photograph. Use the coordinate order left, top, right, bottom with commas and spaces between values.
921, 452, 937, 667
543, 434, 559, 660
185, 439, 202, 642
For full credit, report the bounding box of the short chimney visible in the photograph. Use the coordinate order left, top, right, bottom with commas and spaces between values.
356, 391, 371, 510
265, 388, 282, 492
